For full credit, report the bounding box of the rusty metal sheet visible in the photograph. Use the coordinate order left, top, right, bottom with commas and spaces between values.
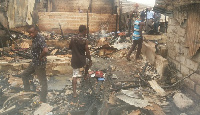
186, 4, 200, 57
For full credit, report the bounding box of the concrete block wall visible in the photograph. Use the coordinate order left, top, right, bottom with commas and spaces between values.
167, 14, 200, 95
52, 0, 90, 12
51, 0, 114, 14
91, 0, 114, 14
38, 12, 117, 33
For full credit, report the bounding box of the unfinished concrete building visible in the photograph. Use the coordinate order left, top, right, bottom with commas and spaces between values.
155, 0, 200, 96
36, 0, 119, 33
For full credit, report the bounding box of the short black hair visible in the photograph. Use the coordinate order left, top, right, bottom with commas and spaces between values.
79, 25, 87, 33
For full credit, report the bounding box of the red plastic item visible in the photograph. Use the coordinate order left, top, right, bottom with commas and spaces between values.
95, 71, 104, 78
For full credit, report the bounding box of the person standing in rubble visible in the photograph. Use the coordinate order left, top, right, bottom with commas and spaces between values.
154, 11, 161, 34
20, 25, 48, 103
126, 13, 145, 61
69, 25, 92, 98
146, 8, 154, 34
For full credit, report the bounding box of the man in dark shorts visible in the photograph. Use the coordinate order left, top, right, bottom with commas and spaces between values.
20, 25, 48, 102
69, 25, 92, 97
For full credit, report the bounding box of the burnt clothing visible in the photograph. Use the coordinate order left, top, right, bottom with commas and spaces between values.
31, 34, 47, 66
21, 62, 47, 102
69, 35, 87, 69
127, 38, 143, 59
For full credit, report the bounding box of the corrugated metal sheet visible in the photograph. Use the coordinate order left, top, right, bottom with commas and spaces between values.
186, 4, 200, 57
7, 0, 35, 28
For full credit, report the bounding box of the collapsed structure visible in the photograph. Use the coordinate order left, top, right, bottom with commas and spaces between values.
0, 0, 200, 115
155, 0, 200, 96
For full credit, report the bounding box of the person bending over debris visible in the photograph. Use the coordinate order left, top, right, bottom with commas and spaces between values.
69, 25, 92, 98
20, 25, 48, 103
126, 13, 145, 61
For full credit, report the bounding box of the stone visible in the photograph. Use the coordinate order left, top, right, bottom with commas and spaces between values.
176, 56, 186, 65
180, 64, 190, 76
176, 72, 183, 79
184, 78, 195, 90
185, 59, 198, 71
34, 103, 53, 115
173, 93, 194, 111
195, 85, 200, 95
190, 73, 200, 85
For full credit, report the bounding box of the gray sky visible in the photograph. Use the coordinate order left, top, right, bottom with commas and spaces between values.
128, 0, 155, 6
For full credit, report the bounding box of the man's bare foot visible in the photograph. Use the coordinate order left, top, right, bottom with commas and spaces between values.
83, 74, 89, 80
73, 93, 77, 98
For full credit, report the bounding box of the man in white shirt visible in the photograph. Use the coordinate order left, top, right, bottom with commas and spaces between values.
146, 8, 154, 34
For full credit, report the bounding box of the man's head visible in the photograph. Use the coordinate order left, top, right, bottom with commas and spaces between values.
79, 25, 87, 36
26, 25, 38, 38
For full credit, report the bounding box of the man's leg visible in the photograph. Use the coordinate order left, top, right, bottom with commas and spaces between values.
146, 19, 152, 34
127, 40, 137, 61
35, 64, 47, 103
72, 69, 79, 97
84, 58, 90, 79
136, 39, 143, 59
21, 62, 35, 91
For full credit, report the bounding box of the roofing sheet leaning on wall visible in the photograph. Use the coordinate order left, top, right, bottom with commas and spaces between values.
7, 0, 35, 28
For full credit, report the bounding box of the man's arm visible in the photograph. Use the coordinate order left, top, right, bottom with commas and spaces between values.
39, 47, 48, 61
39, 37, 48, 61
85, 40, 91, 61
69, 39, 72, 50
139, 22, 145, 38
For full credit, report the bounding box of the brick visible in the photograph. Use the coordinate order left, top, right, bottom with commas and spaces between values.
190, 73, 200, 85
176, 56, 186, 65
196, 85, 200, 95
176, 72, 183, 79
185, 59, 198, 71
171, 59, 181, 71
184, 78, 195, 90
173, 93, 194, 111
180, 64, 190, 75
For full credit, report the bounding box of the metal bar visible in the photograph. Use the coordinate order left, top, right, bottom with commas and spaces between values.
87, 9, 89, 40
115, 6, 118, 36
59, 23, 64, 39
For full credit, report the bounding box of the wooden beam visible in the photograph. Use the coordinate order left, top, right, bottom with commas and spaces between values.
148, 80, 166, 96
